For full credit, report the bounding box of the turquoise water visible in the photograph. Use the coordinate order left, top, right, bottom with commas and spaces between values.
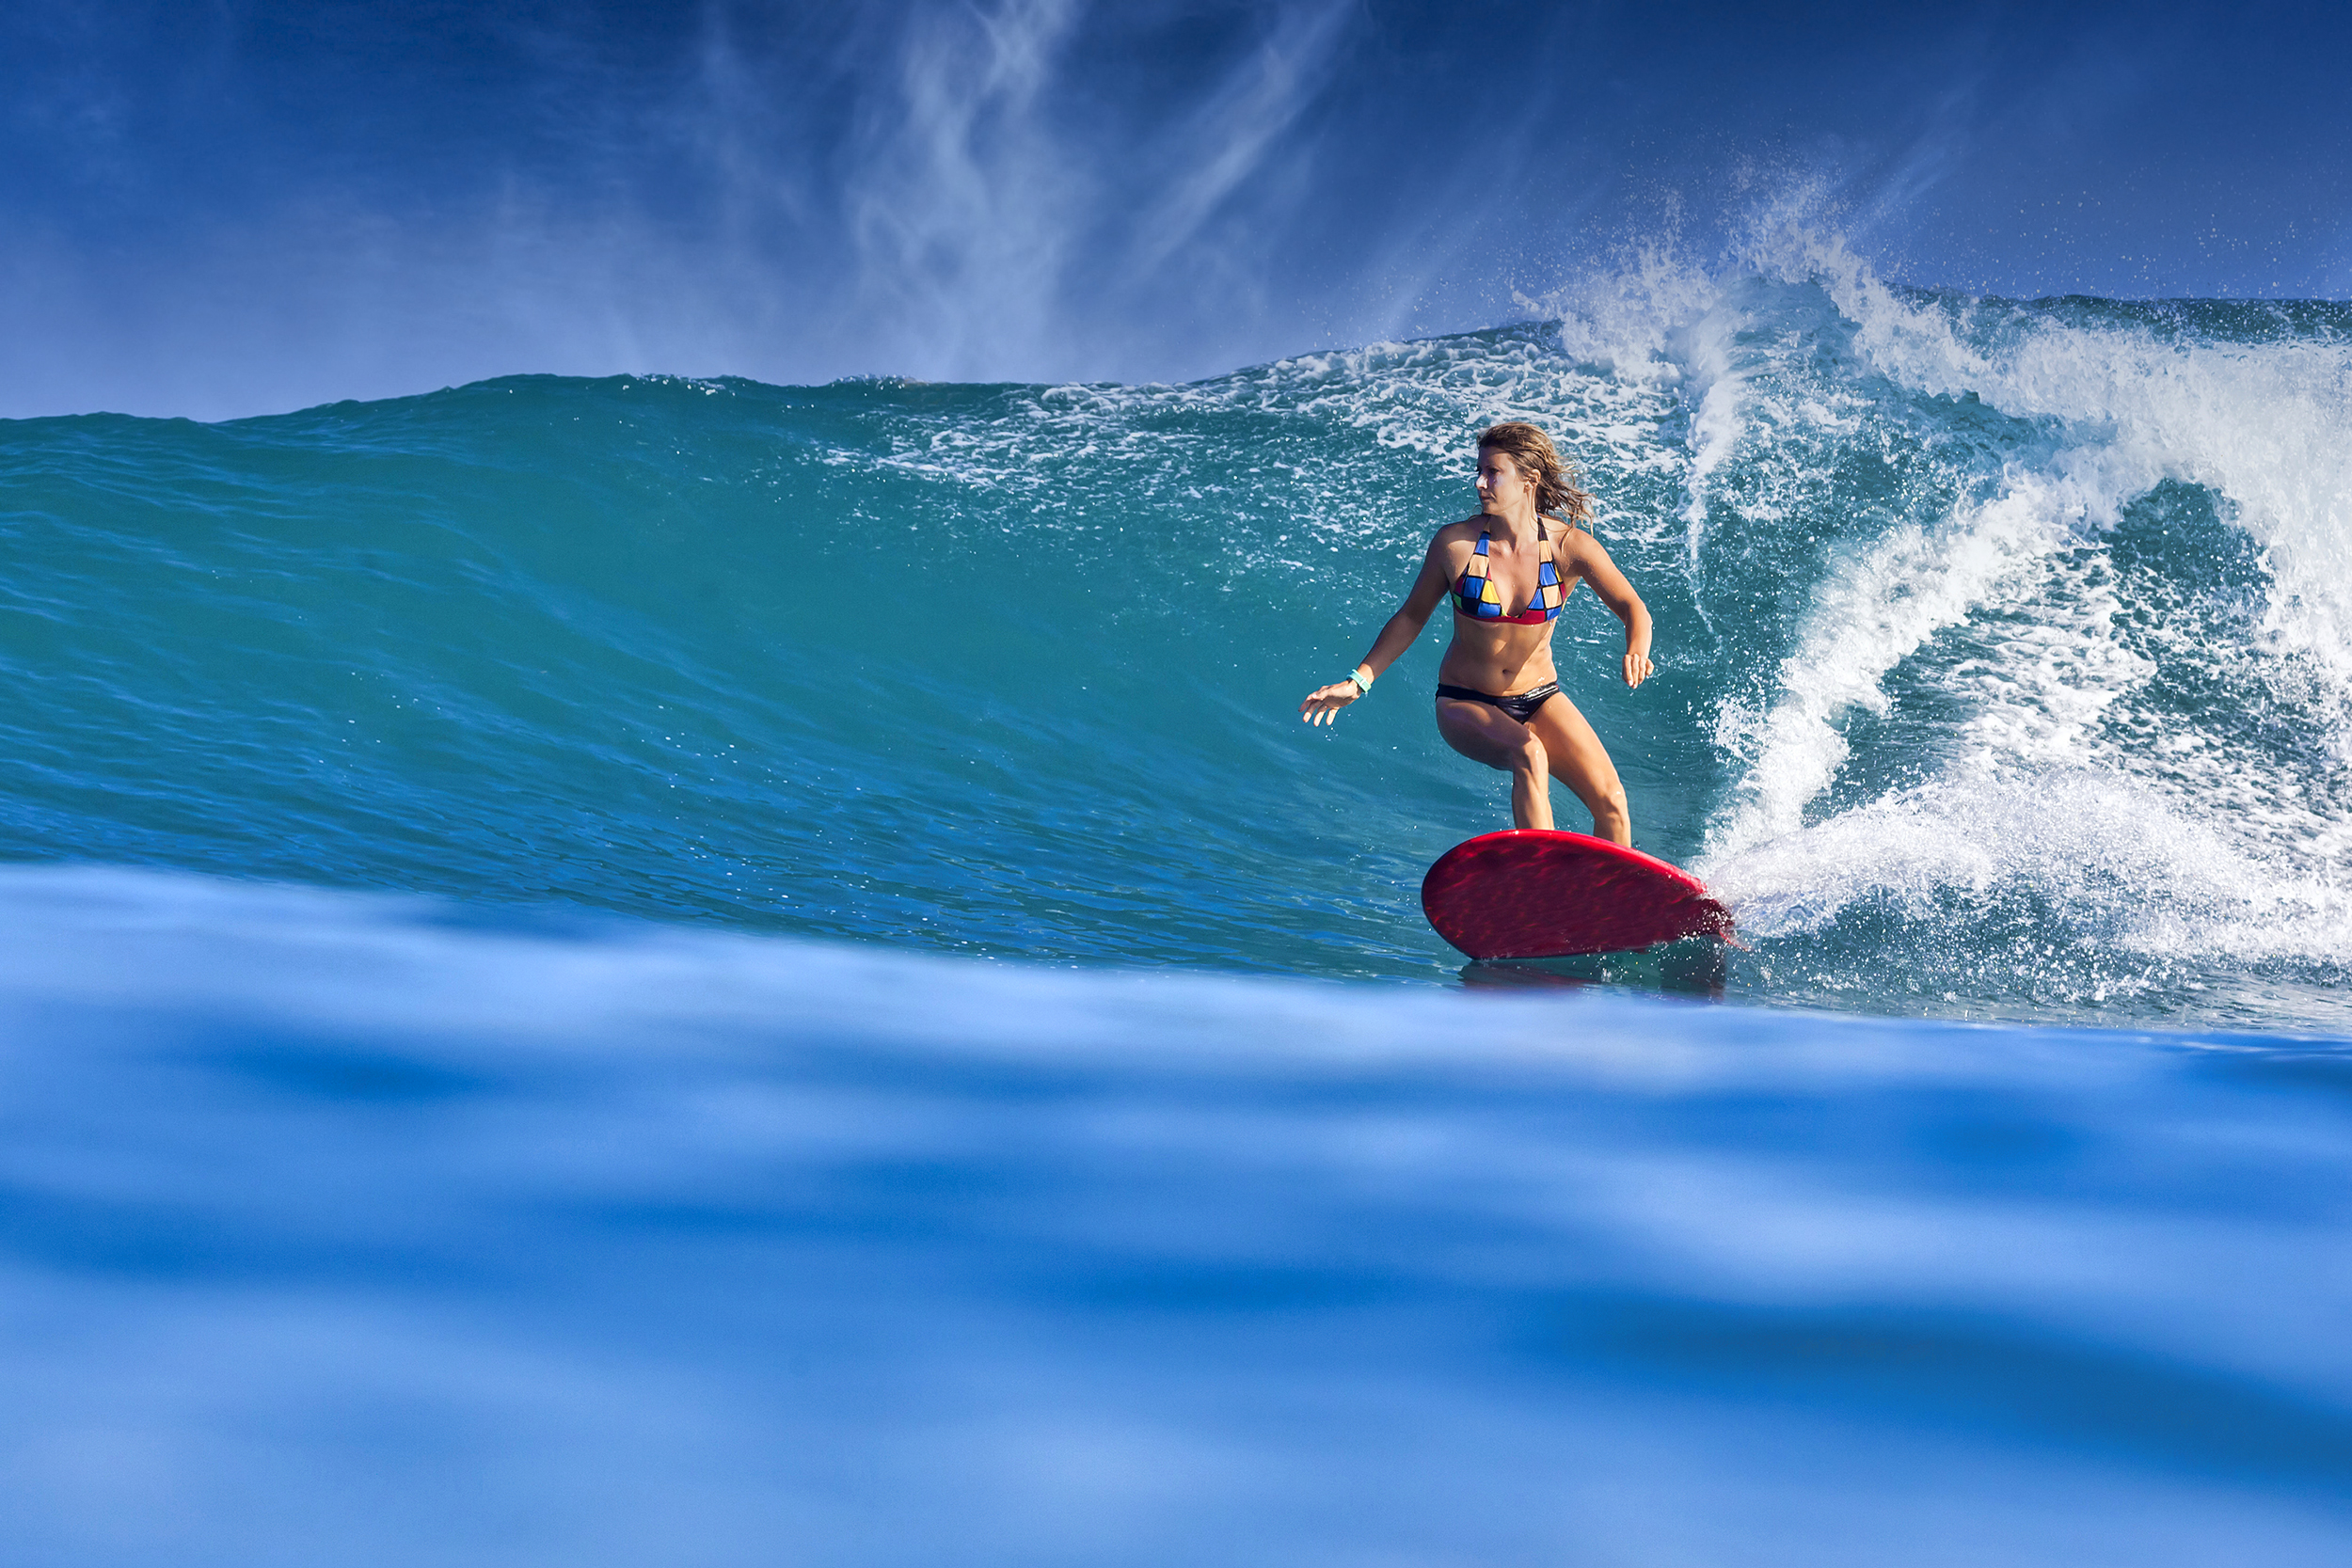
4, 263, 2352, 1561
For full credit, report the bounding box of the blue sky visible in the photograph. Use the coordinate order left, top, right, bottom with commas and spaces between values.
5, 0, 2346, 418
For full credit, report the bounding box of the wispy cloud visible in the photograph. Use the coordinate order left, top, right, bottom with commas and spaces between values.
1126, 0, 1353, 275
843, 0, 1090, 378
3, 0, 2340, 418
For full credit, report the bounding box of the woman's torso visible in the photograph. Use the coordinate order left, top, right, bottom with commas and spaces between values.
1434, 516, 1585, 695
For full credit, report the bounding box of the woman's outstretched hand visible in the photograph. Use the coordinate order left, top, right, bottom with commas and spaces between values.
1300, 682, 1362, 726
1623, 651, 1654, 689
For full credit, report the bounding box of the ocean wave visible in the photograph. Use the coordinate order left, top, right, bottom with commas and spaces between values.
1, 250, 2346, 1030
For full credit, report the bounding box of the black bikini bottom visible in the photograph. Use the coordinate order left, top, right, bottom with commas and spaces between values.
1436, 681, 1560, 724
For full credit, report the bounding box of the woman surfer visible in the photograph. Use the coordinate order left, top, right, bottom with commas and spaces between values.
1299, 422, 1653, 845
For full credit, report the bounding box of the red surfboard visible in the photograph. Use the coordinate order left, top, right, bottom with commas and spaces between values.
1421, 829, 1733, 959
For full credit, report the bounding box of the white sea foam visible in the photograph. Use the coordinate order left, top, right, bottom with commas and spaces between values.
1595, 224, 2352, 942
1704, 769, 2352, 966
1515, 215, 2352, 990
1785, 225, 2352, 683
1705, 466, 2101, 855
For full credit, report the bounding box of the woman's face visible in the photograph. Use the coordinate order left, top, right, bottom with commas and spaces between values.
1474, 447, 1533, 514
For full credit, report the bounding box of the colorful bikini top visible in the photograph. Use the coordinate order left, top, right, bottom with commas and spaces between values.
1454, 522, 1565, 624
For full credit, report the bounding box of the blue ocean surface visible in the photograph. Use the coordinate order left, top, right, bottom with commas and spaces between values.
3, 261, 2350, 1561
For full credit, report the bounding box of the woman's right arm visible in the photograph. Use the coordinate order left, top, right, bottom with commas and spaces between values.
1300, 533, 1453, 726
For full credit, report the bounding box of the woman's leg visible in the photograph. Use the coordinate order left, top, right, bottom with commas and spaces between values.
1435, 697, 1554, 830
1526, 693, 1630, 844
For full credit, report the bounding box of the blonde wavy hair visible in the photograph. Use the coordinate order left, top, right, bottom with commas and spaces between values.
1477, 421, 1594, 525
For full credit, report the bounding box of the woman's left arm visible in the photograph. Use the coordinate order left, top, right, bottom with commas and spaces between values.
1566, 531, 1654, 689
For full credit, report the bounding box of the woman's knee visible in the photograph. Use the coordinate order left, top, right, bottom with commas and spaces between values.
1512, 732, 1549, 774
1576, 770, 1628, 818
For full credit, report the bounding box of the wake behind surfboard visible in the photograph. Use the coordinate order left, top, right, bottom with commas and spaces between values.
1421, 830, 1733, 959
